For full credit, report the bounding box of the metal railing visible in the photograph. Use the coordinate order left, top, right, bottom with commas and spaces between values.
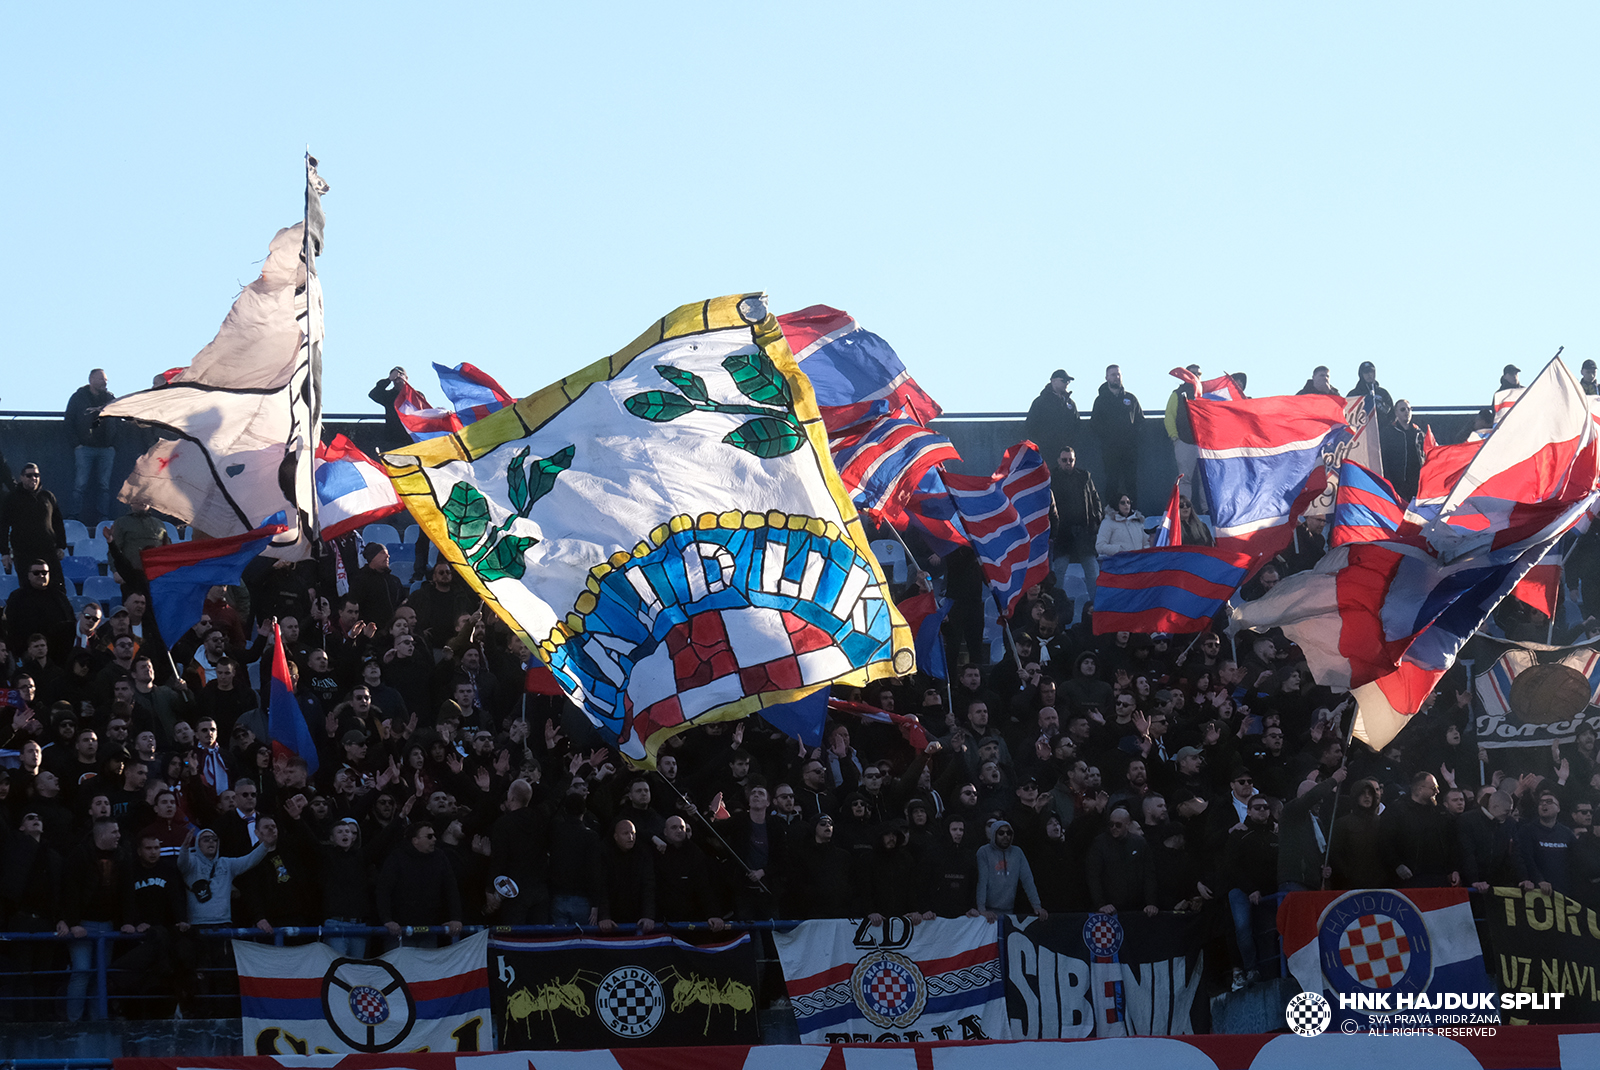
0, 921, 797, 1023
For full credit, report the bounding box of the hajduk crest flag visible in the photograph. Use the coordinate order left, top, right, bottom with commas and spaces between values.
103, 156, 327, 558
1278, 889, 1496, 1033
382, 294, 913, 765
774, 916, 1008, 1043
235, 931, 490, 1055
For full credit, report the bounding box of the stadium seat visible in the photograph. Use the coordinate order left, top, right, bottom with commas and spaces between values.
77, 537, 110, 563
401, 524, 420, 545
63, 519, 89, 552
60, 556, 99, 593
363, 523, 401, 546
869, 540, 908, 586
82, 575, 122, 608
0, 572, 17, 600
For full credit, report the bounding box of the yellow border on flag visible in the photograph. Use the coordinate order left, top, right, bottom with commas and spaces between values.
381, 292, 914, 692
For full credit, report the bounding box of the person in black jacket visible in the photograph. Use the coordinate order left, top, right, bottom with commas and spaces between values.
116, 833, 191, 1016
368, 368, 414, 450
864, 822, 918, 922
546, 784, 603, 927
64, 370, 117, 525
489, 779, 550, 924
7, 559, 74, 660
1085, 807, 1158, 914
0, 464, 69, 582
916, 816, 979, 918
1347, 361, 1395, 420
2, 811, 63, 1020
597, 817, 656, 933
313, 818, 374, 958
1458, 790, 1528, 892
654, 815, 727, 928
1381, 772, 1460, 887
1089, 365, 1143, 506
1380, 400, 1427, 502
1025, 369, 1080, 467
1223, 795, 1279, 988
61, 819, 123, 1022
783, 816, 857, 919
1049, 446, 1104, 599
376, 821, 463, 946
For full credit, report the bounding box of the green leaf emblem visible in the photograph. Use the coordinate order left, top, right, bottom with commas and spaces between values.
442, 483, 492, 551
723, 416, 804, 458
722, 351, 792, 406
655, 365, 709, 403
624, 391, 696, 422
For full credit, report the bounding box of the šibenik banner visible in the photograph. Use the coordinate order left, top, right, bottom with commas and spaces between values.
488, 932, 760, 1048
234, 931, 490, 1054
773, 916, 1007, 1042
1005, 912, 1210, 1037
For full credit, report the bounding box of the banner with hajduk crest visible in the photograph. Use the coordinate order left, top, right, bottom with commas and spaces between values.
382, 293, 914, 764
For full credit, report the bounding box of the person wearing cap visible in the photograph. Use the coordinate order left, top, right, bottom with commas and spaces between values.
1379, 398, 1426, 502
1347, 361, 1394, 419
1089, 364, 1144, 505
1499, 364, 1521, 391
1582, 360, 1599, 397
1164, 365, 1206, 513
1025, 368, 1080, 467
975, 819, 1046, 921
1296, 365, 1340, 397
350, 543, 406, 624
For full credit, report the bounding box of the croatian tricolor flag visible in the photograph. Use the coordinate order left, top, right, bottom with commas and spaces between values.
143, 514, 291, 646
1190, 393, 1348, 569
315, 434, 403, 540
392, 379, 463, 440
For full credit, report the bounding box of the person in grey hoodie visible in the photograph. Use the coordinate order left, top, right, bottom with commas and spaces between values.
178, 826, 268, 1015
974, 819, 1046, 921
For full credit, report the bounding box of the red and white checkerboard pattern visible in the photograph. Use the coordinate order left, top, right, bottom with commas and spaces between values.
1337, 912, 1412, 989
866, 965, 913, 1014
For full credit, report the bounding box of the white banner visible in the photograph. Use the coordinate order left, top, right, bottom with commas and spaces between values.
774, 916, 1010, 1043
235, 931, 491, 1054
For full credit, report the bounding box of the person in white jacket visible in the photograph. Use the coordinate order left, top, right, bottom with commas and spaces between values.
1096, 494, 1148, 560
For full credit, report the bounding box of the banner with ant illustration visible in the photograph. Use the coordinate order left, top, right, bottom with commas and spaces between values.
488, 932, 761, 1048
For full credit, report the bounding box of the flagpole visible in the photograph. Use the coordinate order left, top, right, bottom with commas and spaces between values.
656, 771, 771, 896
1318, 697, 1357, 884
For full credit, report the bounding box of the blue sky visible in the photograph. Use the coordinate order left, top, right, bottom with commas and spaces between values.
4, 4, 1596, 418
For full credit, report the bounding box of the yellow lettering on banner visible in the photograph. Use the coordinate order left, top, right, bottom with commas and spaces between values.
1544, 959, 1561, 993
1527, 891, 1555, 930
1496, 887, 1522, 926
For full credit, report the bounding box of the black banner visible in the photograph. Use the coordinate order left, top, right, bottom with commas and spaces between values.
1481, 887, 1600, 1023
1004, 913, 1210, 1037
488, 932, 761, 1048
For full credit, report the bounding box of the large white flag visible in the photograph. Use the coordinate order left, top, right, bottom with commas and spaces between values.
103, 156, 327, 556
383, 293, 914, 764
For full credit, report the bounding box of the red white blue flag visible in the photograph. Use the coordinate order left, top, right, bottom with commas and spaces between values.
830, 417, 960, 519
315, 434, 403, 540
1152, 478, 1183, 548
433, 361, 516, 423
1093, 545, 1252, 634
143, 514, 292, 645
1330, 461, 1406, 547
392, 379, 463, 440
942, 443, 1053, 617
779, 305, 943, 429
268, 619, 317, 775
1190, 393, 1348, 568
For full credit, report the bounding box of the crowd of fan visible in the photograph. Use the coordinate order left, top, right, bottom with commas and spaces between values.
2, 359, 1600, 1021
